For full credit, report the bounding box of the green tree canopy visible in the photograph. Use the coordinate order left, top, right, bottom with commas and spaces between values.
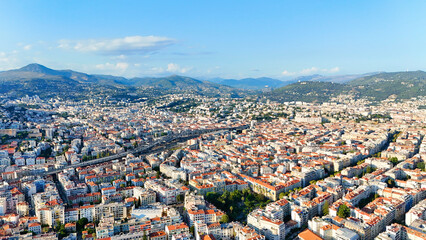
389, 157, 399, 166
337, 204, 350, 218
220, 214, 230, 223
322, 201, 329, 216
176, 194, 184, 202
417, 162, 425, 171
76, 218, 88, 232
366, 166, 373, 174
387, 178, 396, 188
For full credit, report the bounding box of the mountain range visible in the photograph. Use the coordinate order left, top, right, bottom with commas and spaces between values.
268, 71, 426, 102
206, 73, 377, 89
0, 63, 424, 102
0, 64, 242, 99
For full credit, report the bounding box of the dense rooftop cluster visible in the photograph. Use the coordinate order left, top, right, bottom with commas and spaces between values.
0, 94, 424, 240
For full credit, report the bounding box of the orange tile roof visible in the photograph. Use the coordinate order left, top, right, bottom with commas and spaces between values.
298, 229, 323, 240
150, 230, 167, 238
28, 222, 41, 228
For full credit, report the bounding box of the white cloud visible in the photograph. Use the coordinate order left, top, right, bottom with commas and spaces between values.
59, 35, 175, 55
326, 67, 340, 73
0, 51, 20, 71
112, 54, 127, 60
150, 67, 165, 74
23, 44, 32, 50
300, 67, 319, 75
0, 53, 8, 65
281, 70, 296, 76
167, 63, 180, 72
282, 67, 340, 76
167, 63, 192, 74
95, 62, 129, 72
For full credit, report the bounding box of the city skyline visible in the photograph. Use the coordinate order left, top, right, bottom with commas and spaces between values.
0, 1, 425, 239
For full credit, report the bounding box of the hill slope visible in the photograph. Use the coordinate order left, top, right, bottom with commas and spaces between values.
0, 64, 245, 99
0, 63, 127, 85
130, 75, 242, 97
291, 73, 378, 84
348, 71, 426, 100
268, 71, 426, 102
2, 64, 424, 101
268, 81, 346, 102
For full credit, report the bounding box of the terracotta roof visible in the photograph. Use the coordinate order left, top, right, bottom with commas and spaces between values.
298, 229, 323, 240
28, 222, 41, 228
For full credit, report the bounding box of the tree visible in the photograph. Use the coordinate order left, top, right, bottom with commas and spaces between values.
189, 226, 195, 234
230, 190, 242, 202
55, 221, 63, 231
220, 214, 230, 223
389, 157, 399, 166
417, 162, 425, 171
176, 194, 184, 203
374, 193, 379, 199
136, 197, 141, 208
387, 178, 396, 188
357, 160, 365, 165
206, 192, 220, 204
366, 166, 373, 174
322, 201, 329, 216
337, 204, 350, 218
57, 223, 67, 238
221, 190, 231, 202
77, 218, 88, 232
279, 192, 285, 199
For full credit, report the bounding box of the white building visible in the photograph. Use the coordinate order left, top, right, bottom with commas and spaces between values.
247, 210, 285, 240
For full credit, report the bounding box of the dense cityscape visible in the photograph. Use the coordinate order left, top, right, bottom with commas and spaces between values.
0, 93, 424, 240
2, 1, 426, 240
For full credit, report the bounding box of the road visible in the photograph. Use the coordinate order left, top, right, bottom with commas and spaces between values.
12, 125, 248, 181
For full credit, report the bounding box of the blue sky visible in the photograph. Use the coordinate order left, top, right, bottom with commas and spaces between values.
1, 0, 425, 79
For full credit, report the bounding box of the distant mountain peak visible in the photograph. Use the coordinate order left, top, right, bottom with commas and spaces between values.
18, 63, 56, 74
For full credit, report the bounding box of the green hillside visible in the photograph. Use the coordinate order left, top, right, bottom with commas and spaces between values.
268, 71, 426, 102
268, 81, 346, 102
1, 64, 425, 102
0, 64, 245, 99
127, 75, 244, 97
348, 71, 426, 101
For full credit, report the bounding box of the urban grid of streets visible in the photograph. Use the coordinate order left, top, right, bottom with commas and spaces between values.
0, 94, 425, 240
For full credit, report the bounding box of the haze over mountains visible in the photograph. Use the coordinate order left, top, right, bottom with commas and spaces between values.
205, 73, 377, 90
207, 77, 288, 89
0, 63, 425, 102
